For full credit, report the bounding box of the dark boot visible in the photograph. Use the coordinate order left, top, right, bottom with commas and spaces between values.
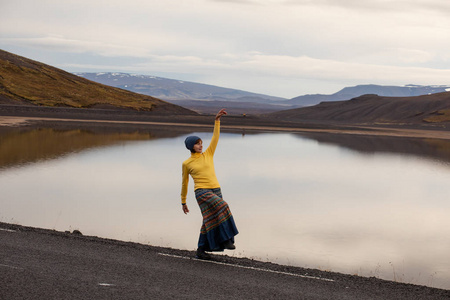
196, 247, 211, 260
223, 239, 236, 250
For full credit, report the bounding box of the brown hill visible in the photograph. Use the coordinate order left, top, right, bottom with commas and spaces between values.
0, 49, 195, 115
268, 93, 450, 124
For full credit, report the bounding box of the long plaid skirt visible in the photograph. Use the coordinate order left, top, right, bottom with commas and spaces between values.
195, 188, 238, 251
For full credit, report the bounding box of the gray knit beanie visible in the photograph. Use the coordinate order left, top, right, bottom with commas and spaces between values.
185, 136, 201, 151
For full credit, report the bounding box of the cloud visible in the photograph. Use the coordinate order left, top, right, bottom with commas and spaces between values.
61, 51, 450, 95
209, 0, 257, 3
284, 0, 450, 13
0, 36, 150, 57
233, 53, 450, 85
1, 0, 450, 97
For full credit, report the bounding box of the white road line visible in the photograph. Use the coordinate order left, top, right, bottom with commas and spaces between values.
0, 228, 17, 233
98, 283, 115, 287
158, 253, 334, 282
0, 264, 24, 270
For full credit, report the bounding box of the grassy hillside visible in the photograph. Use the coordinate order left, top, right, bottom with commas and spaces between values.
0, 49, 195, 114
269, 93, 450, 124
423, 109, 450, 123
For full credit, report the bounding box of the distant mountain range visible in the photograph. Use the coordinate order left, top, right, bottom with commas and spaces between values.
1, 49, 449, 124
75, 72, 450, 114
74, 72, 285, 102
287, 84, 450, 106
74, 72, 288, 114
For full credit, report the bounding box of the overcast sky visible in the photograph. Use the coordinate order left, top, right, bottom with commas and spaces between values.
1, 0, 450, 98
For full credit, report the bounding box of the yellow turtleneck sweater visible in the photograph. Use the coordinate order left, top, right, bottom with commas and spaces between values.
181, 120, 221, 204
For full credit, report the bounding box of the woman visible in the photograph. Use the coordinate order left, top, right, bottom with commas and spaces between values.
181, 108, 238, 260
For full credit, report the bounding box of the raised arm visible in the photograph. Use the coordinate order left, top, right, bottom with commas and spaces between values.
205, 109, 227, 156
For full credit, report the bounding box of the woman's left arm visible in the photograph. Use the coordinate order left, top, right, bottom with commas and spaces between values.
206, 109, 227, 155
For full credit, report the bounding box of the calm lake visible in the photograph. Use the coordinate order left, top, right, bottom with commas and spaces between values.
1, 123, 450, 289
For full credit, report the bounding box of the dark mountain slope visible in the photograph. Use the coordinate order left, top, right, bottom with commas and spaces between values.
0, 50, 195, 115
269, 93, 450, 124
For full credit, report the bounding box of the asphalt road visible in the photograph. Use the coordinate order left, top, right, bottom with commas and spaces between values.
1, 223, 448, 300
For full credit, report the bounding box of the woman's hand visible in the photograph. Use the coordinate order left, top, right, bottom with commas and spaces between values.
182, 204, 190, 214
215, 108, 227, 121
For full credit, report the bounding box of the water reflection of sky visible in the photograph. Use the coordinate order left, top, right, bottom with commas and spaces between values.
1, 129, 450, 289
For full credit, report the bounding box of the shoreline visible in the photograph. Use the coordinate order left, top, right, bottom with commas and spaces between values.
1, 221, 449, 297
1, 114, 450, 141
